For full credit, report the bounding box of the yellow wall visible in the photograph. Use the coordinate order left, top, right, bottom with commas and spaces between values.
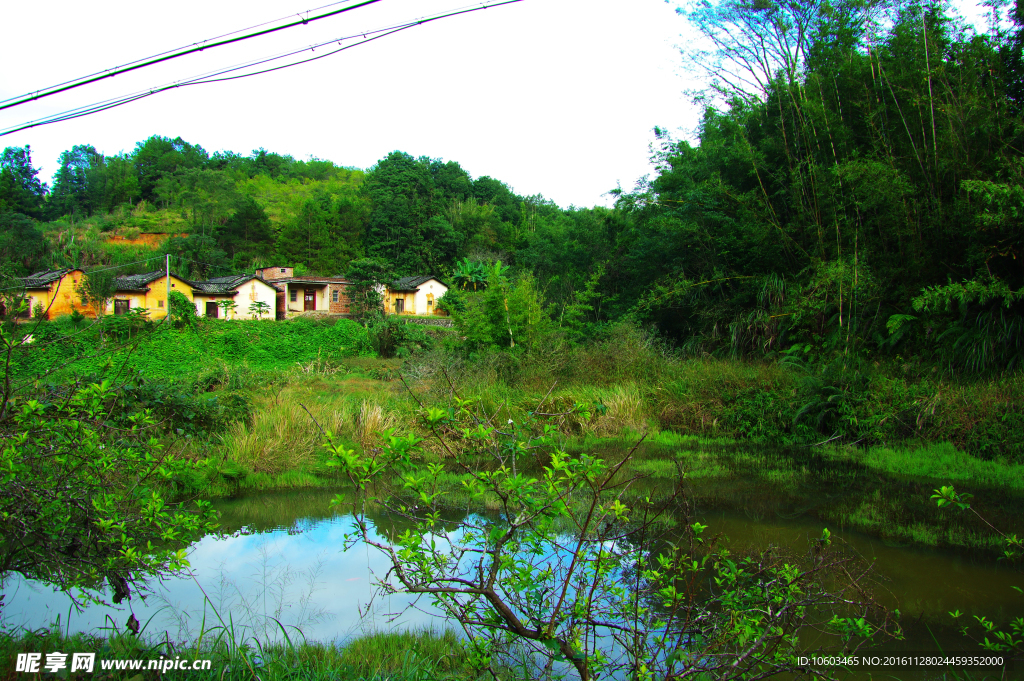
387, 291, 417, 315
108, 275, 193, 319
384, 280, 448, 316
25, 270, 96, 319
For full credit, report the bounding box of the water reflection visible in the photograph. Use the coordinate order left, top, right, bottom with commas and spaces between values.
1, 486, 1019, 656
2, 492, 437, 642
703, 510, 1022, 623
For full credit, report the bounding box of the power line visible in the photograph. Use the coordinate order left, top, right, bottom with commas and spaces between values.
0, 0, 523, 137
0, 0, 372, 108
0, 0, 385, 113
80, 257, 170, 276
0, 256, 168, 293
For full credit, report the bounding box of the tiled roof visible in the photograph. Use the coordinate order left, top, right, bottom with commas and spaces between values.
21, 269, 74, 288
390, 275, 444, 292
114, 271, 184, 291
192, 275, 282, 294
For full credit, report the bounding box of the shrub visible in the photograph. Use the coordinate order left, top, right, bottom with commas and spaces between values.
0, 378, 218, 603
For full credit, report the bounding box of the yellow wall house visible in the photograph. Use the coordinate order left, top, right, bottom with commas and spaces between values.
386, 276, 448, 316
19, 269, 96, 319
109, 270, 193, 319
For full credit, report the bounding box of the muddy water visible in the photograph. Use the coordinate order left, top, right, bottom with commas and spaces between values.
2, 484, 1020, 677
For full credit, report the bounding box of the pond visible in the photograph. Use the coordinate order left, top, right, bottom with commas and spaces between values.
2, 484, 1019, 665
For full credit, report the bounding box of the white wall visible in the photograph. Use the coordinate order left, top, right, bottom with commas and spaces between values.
198, 280, 278, 319
413, 279, 447, 315
235, 279, 279, 319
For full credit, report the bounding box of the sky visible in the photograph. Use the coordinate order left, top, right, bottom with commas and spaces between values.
0, 0, 992, 210
0, 0, 703, 209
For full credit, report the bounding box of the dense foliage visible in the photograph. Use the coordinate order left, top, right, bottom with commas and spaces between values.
5, 0, 1024, 379
0, 1, 1022, 410
0, 318, 219, 604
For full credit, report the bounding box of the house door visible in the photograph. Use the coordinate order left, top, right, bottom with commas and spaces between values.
304, 290, 315, 311
206, 302, 219, 318
395, 298, 404, 314
114, 299, 129, 315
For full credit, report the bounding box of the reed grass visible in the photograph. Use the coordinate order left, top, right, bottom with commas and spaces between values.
0, 625, 495, 681
217, 376, 409, 476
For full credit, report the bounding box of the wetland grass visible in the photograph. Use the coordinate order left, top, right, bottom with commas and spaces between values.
0, 625, 493, 681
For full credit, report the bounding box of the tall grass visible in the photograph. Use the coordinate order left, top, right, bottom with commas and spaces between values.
218, 377, 409, 476
0, 622, 492, 681
408, 324, 1024, 461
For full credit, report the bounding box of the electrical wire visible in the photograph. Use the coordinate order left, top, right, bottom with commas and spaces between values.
4, 23, 410, 132
0, 256, 169, 293
0, 0, 385, 112
0, 0, 522, 137
79, 256, 168, 274
0, 0, 376, 108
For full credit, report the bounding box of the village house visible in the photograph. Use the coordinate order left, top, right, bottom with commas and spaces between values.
110, 270, 193, 319
191, 275, 281, 319
254, 267, 351, 319
386, 276, 448, 316
18, 269, 95, 319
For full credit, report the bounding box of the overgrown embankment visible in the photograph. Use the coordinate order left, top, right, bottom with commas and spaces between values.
7, 317, 1021, 552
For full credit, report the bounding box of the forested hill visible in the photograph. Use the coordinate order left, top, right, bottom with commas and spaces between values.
3, 0, 1024, 375
0, 142, 557, 280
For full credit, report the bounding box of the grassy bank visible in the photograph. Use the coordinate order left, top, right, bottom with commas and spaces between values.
0, 625, 496, 681
7, 317, 1023, 552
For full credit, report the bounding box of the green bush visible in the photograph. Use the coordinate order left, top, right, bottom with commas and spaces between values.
366, 316, 432, 359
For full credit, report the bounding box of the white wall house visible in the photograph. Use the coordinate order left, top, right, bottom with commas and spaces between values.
191, 275, 281, 319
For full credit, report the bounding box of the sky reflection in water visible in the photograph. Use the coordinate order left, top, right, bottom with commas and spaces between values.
2, 485, 1020, 646
2, 502, 437, 642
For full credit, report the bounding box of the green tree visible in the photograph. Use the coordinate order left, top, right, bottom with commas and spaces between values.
162, 235, 228, 280
0, 146, 47, 218
362, 151, 440, 274
217, 299, 238, 319
219, 195, 274, 261
323, 396, 894, 680
79, 269, 118, 318
155, 168, 235, 236
345, 258, 392, 321
0, 326, 218, 603
248, 300, 271, 320
0, 214, 46, 276
451, 263, 552, 351
276, 188, 366, 273
132, 135, 209, 201
48, 144, 103, 218
451, 257, 487, 291
102, 154, 140, 211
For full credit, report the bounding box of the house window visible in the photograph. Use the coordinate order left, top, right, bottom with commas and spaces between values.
158, 300, 164, 308
280, 268, 287, 273
290, 290, 297, 302
332, 289, 339, 303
